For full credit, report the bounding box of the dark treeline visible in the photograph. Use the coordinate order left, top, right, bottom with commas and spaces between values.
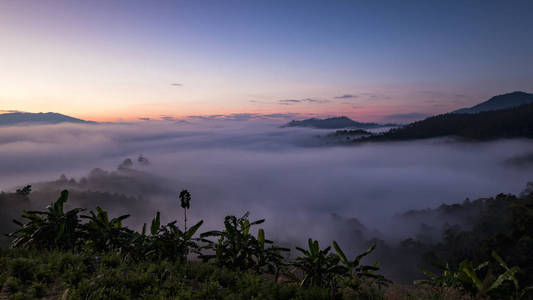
359, 102, 533, 142
367, 183, 533, 291
282, 117, 383, 129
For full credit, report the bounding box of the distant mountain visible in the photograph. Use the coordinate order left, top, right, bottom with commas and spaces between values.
0, 112, 95, 126
453, 91, 533, 114
360, 102, 533, 142
282, 116, 393, 129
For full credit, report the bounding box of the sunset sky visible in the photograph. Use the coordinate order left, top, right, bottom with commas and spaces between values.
1, 0, 532, 122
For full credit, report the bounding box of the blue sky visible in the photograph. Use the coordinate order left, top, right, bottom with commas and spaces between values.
1, 0, 532, 122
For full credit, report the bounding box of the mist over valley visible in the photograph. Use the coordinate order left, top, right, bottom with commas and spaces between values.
2, 119, 532, 250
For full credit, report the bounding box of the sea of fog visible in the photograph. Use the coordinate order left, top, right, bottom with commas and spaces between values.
1, 119, 533, 247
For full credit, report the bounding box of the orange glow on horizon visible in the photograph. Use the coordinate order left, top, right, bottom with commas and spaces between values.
1, 97, 431, 123
69, 104, 408, 123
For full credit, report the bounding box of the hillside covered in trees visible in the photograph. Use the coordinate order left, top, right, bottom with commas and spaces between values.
282, 117, 392, 129
453, 91, 533, 114
0, 112, 95, 126
1, 182, 532, 299
359, 102, 533, 142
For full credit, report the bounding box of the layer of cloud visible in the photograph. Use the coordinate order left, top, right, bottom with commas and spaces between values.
262, 113, 301, 119
334, 94, 357, 99
0, 100, 528, 283
332, 92, 390, 101
0, 121, 532, 257
186, 113, 302, 121
160, 115, 177, 121
279, 98, 329, 105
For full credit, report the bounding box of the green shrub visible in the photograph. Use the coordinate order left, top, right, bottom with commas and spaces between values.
4, 276, 23, 294
8, 257, 35, 282
30, 281, 47, 298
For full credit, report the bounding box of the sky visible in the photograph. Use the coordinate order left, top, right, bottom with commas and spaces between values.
1, 0, 532, 122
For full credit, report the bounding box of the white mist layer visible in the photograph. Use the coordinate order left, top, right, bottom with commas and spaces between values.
1, 120, 532, 246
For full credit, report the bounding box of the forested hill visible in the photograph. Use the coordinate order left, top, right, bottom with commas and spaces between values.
282, 116, 387, 129
0, 112, 95, 126
360, 102, 533, 142
453, 91, 533, 114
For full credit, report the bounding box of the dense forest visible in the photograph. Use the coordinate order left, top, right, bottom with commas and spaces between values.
282, 117, 388, 129
1, 182, 532, 299
370, 185, 533, 289
453, 91, 533, 114
358, 103, 533, 142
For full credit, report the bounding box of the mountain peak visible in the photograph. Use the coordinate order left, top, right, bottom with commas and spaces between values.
282, 116, 381, 129
453, 91, 533, 114
0, 112, 95, 126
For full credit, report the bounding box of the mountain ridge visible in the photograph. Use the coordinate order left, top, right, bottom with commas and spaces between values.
0, 112, 95, 126
453, 91, 533, 114
282, 116, 395, 129
360, 102, 533, 142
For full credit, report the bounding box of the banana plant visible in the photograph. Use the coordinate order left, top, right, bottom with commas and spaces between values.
80, 207, 133, 252
145, 211, 204, 263
200, 212, 269, 271
332, 241, 389, 289
8, 190, 84, 250
418, 259, 492, 296
124, 212, 161, 261
416, 262, 464, 288
419, 251, 526, 298
457, 259, 493, 296
490, 251, 532, 300
253, 228, 290, 280
456, 253, 524, 298
289, 238, 347, 288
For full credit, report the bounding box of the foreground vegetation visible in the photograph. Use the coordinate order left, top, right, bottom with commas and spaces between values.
0, 248, 479, 300
1, 188, 531, 299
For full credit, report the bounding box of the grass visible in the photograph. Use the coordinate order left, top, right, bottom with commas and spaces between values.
0, 248, 475, 300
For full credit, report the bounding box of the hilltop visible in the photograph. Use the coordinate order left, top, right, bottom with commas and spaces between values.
0, 112, 95, 126
453, 91, 533, 114
360, 102, 533, 142
283, 116, 394, 129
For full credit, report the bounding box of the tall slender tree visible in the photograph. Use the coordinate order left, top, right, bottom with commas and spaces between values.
179, 189, 191, 231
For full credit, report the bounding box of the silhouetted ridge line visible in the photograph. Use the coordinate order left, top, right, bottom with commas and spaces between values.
360, 102, 533, 142
0, 112, 96, 126
453, 91, 533, 114
282, 116, 395, 129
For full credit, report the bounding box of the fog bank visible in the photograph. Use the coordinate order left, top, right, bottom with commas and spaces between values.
1, 120, 532, 247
